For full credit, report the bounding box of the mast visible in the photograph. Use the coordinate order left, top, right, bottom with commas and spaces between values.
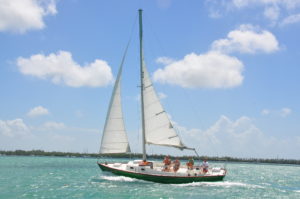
139, 9, 147, 161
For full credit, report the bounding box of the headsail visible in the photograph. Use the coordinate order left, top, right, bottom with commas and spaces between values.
99, 51, 130, 154
142, 64, 187, 149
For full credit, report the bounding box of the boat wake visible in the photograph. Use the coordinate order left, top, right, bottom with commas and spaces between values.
173, 181, 264, 189
100, 176, 139, 182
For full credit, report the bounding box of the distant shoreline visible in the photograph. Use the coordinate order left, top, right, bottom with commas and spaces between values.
1, 150, 299, 165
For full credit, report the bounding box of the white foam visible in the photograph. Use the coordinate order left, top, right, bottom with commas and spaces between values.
60, 184, 69, 188
295, 190, 300, 193
101, 176, 138, 182
174, 181, 264, 188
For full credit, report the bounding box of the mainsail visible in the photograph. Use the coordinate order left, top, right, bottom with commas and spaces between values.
137, 9, 186, 152
142, 64, 186, 149
99, 52, 130, 154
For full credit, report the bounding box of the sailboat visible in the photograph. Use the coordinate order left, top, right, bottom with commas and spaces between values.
97, 9, 227, 184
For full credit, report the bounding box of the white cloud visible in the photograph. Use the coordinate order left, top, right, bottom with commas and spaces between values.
158, 92, 167, 99
231, 0, 300, 10
75, 110, 84, 118
153, 25, 279, 89
207, 0, 300, 26
17, 51, 114, 87
177, 115, 300, 158
280, 108, 292, 117
1, 116, 299, 158
205, 0, 230, 18
0, 0, 57, 33
153, 51, 244, 88
280, 13, 300, 26
156, 0, 172, 9
0, 119, 30, 137
51, 134, 75, 143
211, 25, 279, 54
43, 121, 66, 130
261, 109, 270, 115
156, 56, 176, 65
0, 118, 100, 152
27, 106, 49, 117
264, 6, 280, 21
261, 107, 292, 117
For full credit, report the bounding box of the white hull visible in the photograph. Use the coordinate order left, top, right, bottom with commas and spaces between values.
101, 160, 226, 177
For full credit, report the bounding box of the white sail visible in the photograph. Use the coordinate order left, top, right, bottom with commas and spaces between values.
100, 64, 130, 154
142, 64, 186, 149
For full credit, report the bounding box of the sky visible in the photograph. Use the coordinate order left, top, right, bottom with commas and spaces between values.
1, 0, 300, 159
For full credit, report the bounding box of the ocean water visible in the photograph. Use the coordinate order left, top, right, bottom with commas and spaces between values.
0, 156, 299, 199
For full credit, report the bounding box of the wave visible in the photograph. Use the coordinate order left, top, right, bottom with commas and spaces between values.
100, 176, 139, 182
174, 181, 264, 188
295, 190, 300, 193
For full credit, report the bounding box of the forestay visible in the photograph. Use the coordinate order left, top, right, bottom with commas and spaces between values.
142, 64, 186, 149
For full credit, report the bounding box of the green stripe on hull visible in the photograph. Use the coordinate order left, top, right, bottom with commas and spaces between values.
98, 163, 225, 184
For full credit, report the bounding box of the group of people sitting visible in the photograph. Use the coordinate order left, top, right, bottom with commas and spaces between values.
163, 156, 209, 173
163, 155, 180, 172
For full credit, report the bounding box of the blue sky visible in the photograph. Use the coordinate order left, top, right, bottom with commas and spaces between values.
1, 0, 300, 159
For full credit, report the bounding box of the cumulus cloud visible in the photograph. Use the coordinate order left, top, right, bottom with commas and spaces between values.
27, 106, 49, 117
177, 115, 300, 158
231, 0, 300, 10
0, 119, 30, 137
17, 51, 114, 87
0, 0, 57, 33
280, 13, 300, 26
0, 118, 100, 152
211, 25, 279, 54
153, 24, 279, 88
207, 0, 300, 26
153, 51, 244, 88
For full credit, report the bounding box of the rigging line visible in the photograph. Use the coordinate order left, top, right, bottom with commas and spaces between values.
121, 12, 138, 157
182, 89, 220, 158
141, 13, 167, 73
136, 90, 141, 155
172, 124, 189, 149
143, 9, 221, 159
193, 149, 202, 166
142, 12, 217, 159
127, 12, 139, 51
143, 12, 168, 57
99, 13, 138, 155
139, 12, 195, 157
143, 15, 190, 153
137, 13, 178, 145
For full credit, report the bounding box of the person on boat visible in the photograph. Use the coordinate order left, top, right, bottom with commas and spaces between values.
201, 159, 209, 173
139, 160, 153, 169
163, 155, 171, 171
186, 157, 194, 170
173, 158, 180, 172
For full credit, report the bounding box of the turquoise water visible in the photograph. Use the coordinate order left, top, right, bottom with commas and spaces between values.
0, 156, 299, 199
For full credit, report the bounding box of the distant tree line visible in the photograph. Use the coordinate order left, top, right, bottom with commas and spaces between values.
0, 150, 299, 165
